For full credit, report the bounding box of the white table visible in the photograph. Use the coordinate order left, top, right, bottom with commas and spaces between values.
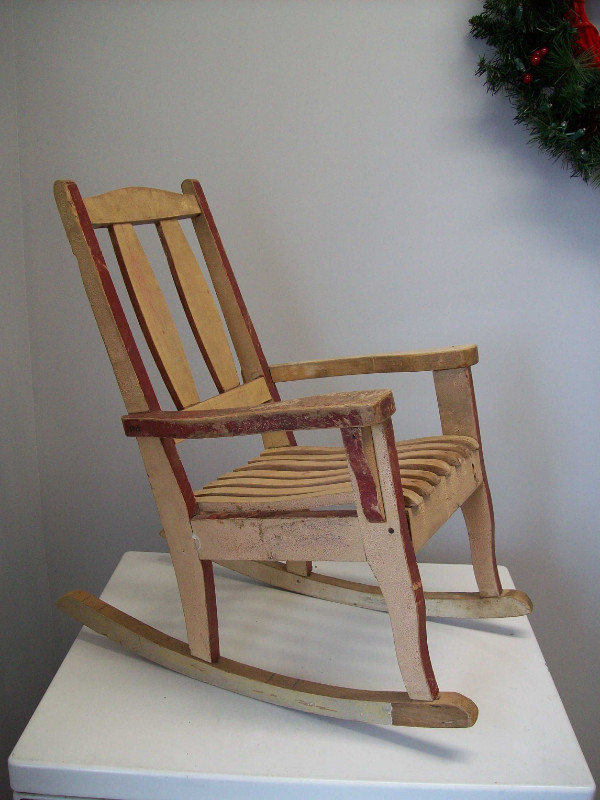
9, 552, 595, 799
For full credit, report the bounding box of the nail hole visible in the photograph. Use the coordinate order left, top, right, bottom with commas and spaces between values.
388, 527, 394, 534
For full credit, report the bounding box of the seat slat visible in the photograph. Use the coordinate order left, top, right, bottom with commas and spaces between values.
158, 219, 240, 393
240, 455, 454, 476
110, 223, 200, 409
200, 475, 435, 500
198, 484, 350, 498
260, 435, 479, 459
398, 449, 461, 465
244, 457, 349, 470
230, 466, 350, 479
193, 431, 482, 515
251, 449, 462, 466
85, 187, 200, 227
216, 466, 440, 489
203, 474, 352, 490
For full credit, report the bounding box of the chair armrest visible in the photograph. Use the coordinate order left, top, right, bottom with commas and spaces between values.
269, 345, 478, 382
122, 389, 395, 440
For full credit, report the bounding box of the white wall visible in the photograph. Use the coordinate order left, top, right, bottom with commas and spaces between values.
0, 2, 58, 796
6, 0, 599, 787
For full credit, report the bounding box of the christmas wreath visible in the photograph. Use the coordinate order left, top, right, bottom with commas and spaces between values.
470, 0, 600, 184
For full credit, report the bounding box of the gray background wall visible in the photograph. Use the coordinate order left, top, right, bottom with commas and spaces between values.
2, 0, 598, 794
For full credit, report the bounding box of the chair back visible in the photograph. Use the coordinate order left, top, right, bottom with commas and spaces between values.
54, 179, 294, 447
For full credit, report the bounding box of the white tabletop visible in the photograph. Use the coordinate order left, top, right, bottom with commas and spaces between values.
10, 552, 595, 800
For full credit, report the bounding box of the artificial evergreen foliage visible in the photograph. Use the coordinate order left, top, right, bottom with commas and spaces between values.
470, 1, 600, 185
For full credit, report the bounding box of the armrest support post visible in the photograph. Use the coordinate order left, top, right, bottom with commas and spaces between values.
342, 418, 438, 701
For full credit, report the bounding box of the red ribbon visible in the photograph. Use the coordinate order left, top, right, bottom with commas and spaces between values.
569, 0, 600, 64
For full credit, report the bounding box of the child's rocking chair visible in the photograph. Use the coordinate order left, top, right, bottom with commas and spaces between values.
54, 178, 532, 729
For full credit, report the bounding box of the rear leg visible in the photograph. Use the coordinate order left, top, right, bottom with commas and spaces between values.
461, 480, 502, 597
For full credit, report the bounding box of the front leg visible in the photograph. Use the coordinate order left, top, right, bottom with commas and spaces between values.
342, 422, 438, 702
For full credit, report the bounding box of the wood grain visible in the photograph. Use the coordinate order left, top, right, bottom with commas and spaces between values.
434, 367, 502, 596
157, 218, 240, 394
182, 178, 294, 449
123, 389, 396, 440
84, 186, 200, 227
110, 222, 200, 409
195, 435, 480, 513
218, 561, 533, 618
57, 590, 478, 728
270, 346, 479, 382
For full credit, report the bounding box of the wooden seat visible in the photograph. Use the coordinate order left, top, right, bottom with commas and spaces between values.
196, 435, 479, 531
54, 177, 532, 731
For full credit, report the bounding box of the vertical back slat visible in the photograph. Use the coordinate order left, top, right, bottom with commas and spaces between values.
181, 178, 295, 449
157, 218, 240, 395
110, 222, 200, 410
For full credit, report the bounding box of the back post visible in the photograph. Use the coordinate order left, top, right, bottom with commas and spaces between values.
53, 179, 220, 661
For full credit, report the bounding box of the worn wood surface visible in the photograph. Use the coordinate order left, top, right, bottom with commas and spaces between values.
434, 367, 502, 596
191, 513, 366, 562
57, 590, 478, 728
54, 181, 158, 414
84, 186, 200, 227
157, 218, 240, 394
285, 561, 312, 577
184, 378, 273, 414
123, 389, 396, 440
270, 346, 479, 382
182, 179, 293, 449
137, 437, 219, 661
55, 180, 219, 662
110, 222, 200, 410
195, 435, 480, 515
218, 561, 533, 618
56, 177, 533, 728
346, 420, 438, 702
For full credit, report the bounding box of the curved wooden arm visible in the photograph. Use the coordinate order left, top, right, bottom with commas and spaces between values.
123, 389, 395, 440
269, 345, 478, 383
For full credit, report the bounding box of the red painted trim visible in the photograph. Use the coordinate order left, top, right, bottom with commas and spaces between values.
123, 409, 377, 439
67, 182, 197, 517
381, 419, 438, 698
188, 179, 296, 446
67, 182, 160, 411
341, 428, 385, 523
160, 437, 198, 519
200, 556, 220, 661
123, 391, 394, 440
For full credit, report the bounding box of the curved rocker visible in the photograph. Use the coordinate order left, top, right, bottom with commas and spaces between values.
217, 560, 533, 618
58, 590, 478, 729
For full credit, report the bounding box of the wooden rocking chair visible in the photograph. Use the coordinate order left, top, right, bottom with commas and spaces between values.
54, 178, 531, 729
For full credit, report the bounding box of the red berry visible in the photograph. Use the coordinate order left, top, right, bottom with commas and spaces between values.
522, 72, 533, 84
530, 53, 541, 66
539, 47, 549, 57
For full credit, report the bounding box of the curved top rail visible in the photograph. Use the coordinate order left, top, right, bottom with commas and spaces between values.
84, 186, 201, 227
